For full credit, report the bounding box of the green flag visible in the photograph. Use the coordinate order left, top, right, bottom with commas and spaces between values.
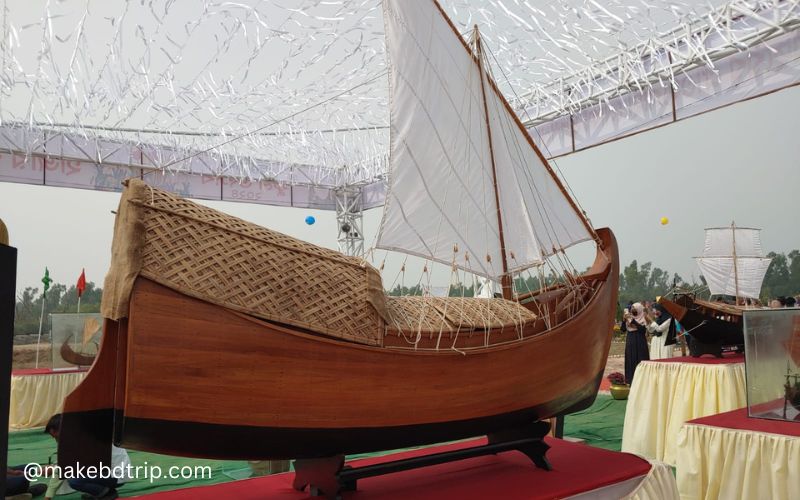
41, 267, 52, 297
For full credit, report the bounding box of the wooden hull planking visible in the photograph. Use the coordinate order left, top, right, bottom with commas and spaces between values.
60, 229, 617, 464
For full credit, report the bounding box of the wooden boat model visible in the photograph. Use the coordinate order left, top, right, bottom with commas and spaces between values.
659, 294, 746, 356
59, 336, 96, 367
59, 0, 619, 471
59, 181, 618, 465
660, 223, 771, 356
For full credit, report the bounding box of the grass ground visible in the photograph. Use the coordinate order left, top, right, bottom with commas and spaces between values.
9, 429, 252, 498
564, 395, 626, 451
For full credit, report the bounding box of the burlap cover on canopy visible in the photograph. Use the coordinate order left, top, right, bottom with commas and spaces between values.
101, 179, 388, 345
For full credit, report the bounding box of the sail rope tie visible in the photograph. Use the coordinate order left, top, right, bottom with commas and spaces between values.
680, 320, 708, 337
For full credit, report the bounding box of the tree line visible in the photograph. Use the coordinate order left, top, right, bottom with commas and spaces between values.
14, 282, 102, 336
762, 250, 800, 300
619, 249, 800, 306
14, 249, 799, 336
387, 250, 800, 306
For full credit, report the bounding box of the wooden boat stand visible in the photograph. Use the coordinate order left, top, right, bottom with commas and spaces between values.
688, 337, 725, 358
292, 421, 552, 499
688, 337, 744, 358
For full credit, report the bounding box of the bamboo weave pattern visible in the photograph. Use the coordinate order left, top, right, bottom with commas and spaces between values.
102, 180, 540, 347
102, 179, 386, 345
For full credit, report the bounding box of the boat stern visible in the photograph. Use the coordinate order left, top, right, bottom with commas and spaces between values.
57, 319, 122, 469
659, 295, 688, 322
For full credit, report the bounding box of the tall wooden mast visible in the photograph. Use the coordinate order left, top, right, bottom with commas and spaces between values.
731, 221, 740, 303
430, 0, 597, 269
473, 26, 513, 300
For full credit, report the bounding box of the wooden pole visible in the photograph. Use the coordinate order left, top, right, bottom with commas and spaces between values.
0, 221, 18, 495
473, 27, 513, 300
76, 295, 82, 351
731, 221, 740, 304
431, 0, 597, 246
668, 52, 677, 122
35, 294, 46, 369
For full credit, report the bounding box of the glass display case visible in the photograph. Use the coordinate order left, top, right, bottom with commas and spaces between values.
743, 308, 800, 422
50, 313, 103, 370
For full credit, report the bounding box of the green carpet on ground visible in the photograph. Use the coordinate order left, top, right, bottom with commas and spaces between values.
8, 394, 626, 497
564, 394, 627, 451
8, 429, 251, 498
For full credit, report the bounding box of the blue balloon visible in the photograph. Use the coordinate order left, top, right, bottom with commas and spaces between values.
305, 215, 316, 225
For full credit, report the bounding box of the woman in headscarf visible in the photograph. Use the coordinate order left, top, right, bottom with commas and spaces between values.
624, 302, 650, 385
647, 303, 676, 360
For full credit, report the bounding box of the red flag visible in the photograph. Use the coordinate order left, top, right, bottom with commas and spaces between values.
76, 269, 86, 298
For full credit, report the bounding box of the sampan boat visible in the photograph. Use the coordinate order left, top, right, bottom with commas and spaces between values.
660, 294, 745, 355
59, 0, 619, 468
659, 223, 771, 356
60, 339, 96, 367
59, 180, 618, 464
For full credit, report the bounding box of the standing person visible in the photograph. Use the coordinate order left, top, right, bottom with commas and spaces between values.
618, 301, 633, 332
624, 302, 650, 385
647, 304, 675, 360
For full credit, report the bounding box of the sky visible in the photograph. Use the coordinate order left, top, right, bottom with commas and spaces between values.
2, 84, 799, 295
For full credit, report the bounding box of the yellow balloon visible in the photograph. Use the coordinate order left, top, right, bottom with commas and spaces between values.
660, 217, 669, 225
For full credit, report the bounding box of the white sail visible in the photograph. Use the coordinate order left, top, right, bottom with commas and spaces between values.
378, 0, 592, 280
696, 257, 772, 299
695, 226, 772, 299
702, 227, 765, 257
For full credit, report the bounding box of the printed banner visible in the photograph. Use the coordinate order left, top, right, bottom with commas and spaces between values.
221, 178, 292, 206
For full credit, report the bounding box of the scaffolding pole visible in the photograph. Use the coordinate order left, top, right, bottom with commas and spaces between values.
335, 187, 365, 257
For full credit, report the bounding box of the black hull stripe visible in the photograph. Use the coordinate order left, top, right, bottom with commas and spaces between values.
63, 371, 602, 462
679, 309, 743, 345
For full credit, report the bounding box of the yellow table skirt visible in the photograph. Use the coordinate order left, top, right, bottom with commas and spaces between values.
9, 371, 86, 429
677, 422, 800, 500
566, 459, 679, 499
628, 460, 680, 500
620, 360, 746, 465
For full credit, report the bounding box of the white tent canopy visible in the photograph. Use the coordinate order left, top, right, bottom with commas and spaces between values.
1, 0, 798, 207
529, 0, 800, 158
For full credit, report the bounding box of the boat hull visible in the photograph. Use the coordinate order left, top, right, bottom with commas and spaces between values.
60, 229, 617, 464
660, 295, 744, 347
101, 382, 597, 460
